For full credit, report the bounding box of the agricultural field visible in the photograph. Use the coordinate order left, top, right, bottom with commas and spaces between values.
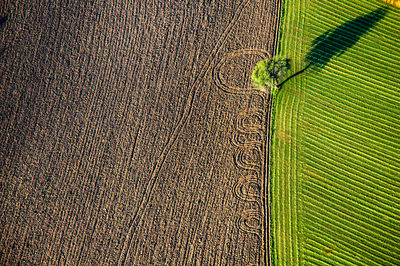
0, 0, 281, 264
271, 0, 400, 265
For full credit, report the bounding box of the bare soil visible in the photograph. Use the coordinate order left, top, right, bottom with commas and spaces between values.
0, 0, 280, 264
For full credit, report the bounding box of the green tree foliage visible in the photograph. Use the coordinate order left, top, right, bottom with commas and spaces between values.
251, 57, 290, 95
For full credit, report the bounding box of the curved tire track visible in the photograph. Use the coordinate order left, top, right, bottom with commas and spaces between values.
117, 0, 251, 264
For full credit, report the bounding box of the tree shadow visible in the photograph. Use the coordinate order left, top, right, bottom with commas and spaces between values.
306, 7, 387, 68
279, 7, 388, 88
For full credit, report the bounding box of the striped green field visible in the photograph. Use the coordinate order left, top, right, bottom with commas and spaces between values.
271, 0, 400, 265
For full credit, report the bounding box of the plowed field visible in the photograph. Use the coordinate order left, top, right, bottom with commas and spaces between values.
0, 1, 280, 264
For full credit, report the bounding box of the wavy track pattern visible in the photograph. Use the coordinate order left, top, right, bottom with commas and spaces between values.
117, 1, 251, 264
272, 0, 400, 265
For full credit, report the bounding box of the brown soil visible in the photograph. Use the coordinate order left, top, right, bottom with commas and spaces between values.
0, 0, 280, 264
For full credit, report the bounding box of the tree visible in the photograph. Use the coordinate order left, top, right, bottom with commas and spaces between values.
251, 57, 291, 95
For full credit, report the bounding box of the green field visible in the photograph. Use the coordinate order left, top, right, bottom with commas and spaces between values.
271, 0, 400, 264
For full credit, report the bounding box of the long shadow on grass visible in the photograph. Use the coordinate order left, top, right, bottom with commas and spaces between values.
279, 7, 388, 88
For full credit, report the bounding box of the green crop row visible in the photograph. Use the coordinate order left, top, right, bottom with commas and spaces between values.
271, 0, 400, 264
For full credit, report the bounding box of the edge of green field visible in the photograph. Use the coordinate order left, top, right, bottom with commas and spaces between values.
271, 0, 400, 264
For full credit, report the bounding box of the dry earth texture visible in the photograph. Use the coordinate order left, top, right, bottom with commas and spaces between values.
0, 0, 281, 265
272, 0, 400, 265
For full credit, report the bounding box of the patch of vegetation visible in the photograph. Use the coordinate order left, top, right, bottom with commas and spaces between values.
251, 57, 290, 96
271, 0, 400, 265
383, 0, 400, 8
